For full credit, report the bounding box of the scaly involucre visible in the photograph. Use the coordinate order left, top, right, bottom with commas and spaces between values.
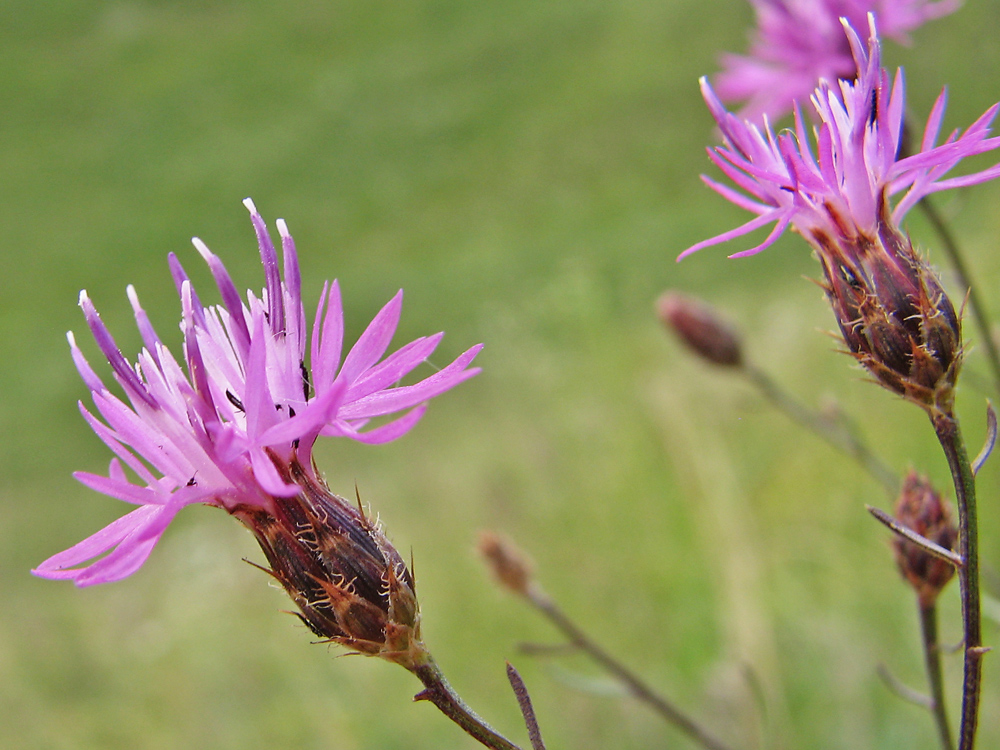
34, 199, 482, 586
716, 0, 959, 121
681, 14, 1000, 261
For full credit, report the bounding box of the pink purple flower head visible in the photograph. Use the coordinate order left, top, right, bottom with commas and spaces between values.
34, 199, 482, 587
680, 15, 1000, 262
716, 0, 959, 121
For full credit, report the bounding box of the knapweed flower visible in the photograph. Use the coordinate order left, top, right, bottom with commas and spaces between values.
34, 199, 481, 610
681, 16, 1000, 414
716, 0, 959, 121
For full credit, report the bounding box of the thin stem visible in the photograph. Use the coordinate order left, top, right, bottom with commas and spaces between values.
877, 663, 933, 708
918, 197, 1000, 399
865, 504, 964, 567
744, 364, 898, 494
932, 412, 984, 750
412, 659, 524, 750
524, 585, 736, 750
920, 602, 956, 750
506, 663, 546, 750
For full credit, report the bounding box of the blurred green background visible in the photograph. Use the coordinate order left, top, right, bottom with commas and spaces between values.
3, 1, 1000, 748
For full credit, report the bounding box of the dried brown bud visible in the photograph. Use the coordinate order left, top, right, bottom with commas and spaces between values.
657, 292, 743, 367
815, 197, 962, 416
892, 470, 958, 607
233, 460, 426, 669
478, 531, 534, 597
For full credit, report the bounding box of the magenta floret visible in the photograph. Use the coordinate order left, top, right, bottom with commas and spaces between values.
682, 15, 1000, 261
716, 0, 959, 121
34, 199, 482, 586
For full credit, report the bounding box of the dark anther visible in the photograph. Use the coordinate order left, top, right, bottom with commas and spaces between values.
226, 390, 245, 412
300, 361, 311, 400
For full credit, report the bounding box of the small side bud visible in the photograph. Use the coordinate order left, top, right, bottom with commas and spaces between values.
234, 459, 427, 670
657, 292, 743, 367
893, 470, 958, 607
478, 531, 534, 597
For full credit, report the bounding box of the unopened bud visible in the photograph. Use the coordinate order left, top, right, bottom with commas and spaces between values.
815, 197, 962, 415
892, 470, 958, 607
478, 531, 534, 597
234, 460, 426, 669
657, 292, 743, 367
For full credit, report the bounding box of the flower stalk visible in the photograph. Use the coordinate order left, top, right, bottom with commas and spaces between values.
932, 412, 985, 750
743, 364, 898, 493
658, 291, 898, 493
413, 659, 525, 750
524, 587, 736, 750
919, 602, 955, 750
479, 532, 736, 750
506, 663, 546, 750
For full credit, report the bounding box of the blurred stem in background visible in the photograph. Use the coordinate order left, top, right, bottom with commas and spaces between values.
479, 532, 739, 750
657, 292, 899, 494
920, 602, 955, 750
917, 196, 1000, 400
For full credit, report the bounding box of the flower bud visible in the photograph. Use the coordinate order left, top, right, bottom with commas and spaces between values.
657, 292, 743, 367
234, 459, 426, 669
815, 197, 962, 416
478, 531, 534, 597
892, 470, 958, 607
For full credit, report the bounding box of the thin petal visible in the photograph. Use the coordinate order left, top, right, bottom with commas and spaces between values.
337, 291, 403, 386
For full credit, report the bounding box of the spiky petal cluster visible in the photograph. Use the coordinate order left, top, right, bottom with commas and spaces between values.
34, 199, 482, 587
683, 16, 1000, 262
682, 17, 1000, 412
716, 0, 959, 120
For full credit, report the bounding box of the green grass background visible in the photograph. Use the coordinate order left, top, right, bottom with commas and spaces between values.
2, 1, 1000, 748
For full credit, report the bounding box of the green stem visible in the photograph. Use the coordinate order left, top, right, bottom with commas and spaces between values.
917, 197, 1000, 399
932, 412, 984, 750
525, 585, 736, 750
744, 365, 898, 494
919, 602, 955, 750
412, 659, 524, 750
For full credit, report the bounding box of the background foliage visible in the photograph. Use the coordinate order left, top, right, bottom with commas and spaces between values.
2, 1, 999, 748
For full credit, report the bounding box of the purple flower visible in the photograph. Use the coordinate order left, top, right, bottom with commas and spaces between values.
715, 0, 959, 121
681, 15, 1000, 262
34, 199, 482, 587
683, 17, 1000, 413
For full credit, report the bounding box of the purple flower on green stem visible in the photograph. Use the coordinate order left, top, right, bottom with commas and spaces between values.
684, 17, 1000, 413
681, 15, 1000, 262
716, 0, 959, 121
34, 199, 482, 587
